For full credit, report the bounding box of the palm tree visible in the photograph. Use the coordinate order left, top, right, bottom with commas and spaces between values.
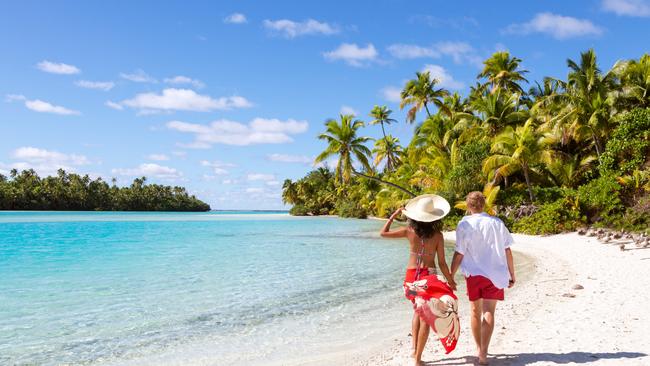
373, 135, 402, 172
315, 114, 416, 196
478, 51, 529, 94
281, 179, 299, 205
545, 49, 616, 158
315, 114, 373, 184
611, 53, 650, 110
369, 105, 398, 168
400, 71, 450, 123
470, 90, 528, 137
483, 120, 542, 201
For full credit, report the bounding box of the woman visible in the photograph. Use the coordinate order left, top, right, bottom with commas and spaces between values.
380, 194, 457, 365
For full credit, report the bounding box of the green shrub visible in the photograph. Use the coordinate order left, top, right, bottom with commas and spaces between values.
499, 186, 568, 207
600, 108, 650, 175
444, 140, 490, 198
576, 174, 624, 223
289, 204, 310, 216
442, 212, 464, 231
512, 199, 583, 235
335, 199, 368, 219
607, 195, 650, 233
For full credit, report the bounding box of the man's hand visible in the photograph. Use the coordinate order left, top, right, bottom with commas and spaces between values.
508, 278, 515, 288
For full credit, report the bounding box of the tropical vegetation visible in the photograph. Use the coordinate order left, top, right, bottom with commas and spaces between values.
283, 50, 650, 234
0, 169, 211, 211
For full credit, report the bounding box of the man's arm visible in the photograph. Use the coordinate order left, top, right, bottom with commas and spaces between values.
506, 248, 515, 288
450, 251, 464, 277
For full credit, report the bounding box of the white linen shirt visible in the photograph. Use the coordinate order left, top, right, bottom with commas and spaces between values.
455, 212, 514, 289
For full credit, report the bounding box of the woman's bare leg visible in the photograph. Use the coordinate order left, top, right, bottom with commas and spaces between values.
414, 317, 429, 365
411, 311, 419, 357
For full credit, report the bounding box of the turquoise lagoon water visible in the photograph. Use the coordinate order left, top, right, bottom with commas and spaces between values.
0, 211, 439, 365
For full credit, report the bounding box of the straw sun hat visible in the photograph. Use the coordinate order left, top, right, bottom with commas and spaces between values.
402, 194, 450, 222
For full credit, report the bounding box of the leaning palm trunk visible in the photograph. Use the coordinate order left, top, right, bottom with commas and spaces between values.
352, 169, 416, 197
522, 163, 535, 202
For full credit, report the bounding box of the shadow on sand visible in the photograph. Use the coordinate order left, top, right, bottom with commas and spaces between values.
426, 351, 648, 365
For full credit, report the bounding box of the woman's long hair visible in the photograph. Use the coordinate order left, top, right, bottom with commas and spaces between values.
408, 218, 443, 239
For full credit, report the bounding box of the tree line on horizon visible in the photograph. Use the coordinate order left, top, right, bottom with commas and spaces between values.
282, 49, 650, 234
0, 169, 211, 211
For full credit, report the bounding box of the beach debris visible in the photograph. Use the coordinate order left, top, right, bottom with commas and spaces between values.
577, 228, 587, 235
562, 293, 576, 298
613, 231, 623, 239
572, 284, 584, 290
602, 233, 611, 243
587, 229, 597, 237
619, 243, 626, 251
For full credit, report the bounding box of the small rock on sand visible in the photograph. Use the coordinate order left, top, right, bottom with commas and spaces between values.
562, 293, 576, 298
572, 284, 584, 290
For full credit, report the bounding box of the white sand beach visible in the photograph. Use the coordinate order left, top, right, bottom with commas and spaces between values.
356, 232, 650, 366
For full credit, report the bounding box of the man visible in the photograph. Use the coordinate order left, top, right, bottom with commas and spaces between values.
451, 191, 515, 365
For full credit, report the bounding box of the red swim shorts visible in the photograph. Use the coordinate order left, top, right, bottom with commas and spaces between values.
403, 267, 430, 303
466, 275, 504, 301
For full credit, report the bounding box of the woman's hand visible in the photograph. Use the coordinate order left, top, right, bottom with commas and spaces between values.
448, 278, 457, 291
390, 207, 404, 219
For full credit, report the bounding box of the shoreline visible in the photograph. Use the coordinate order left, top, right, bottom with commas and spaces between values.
355, 232, 650, 366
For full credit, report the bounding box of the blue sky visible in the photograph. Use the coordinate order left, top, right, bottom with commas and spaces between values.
1, 0, 649, 209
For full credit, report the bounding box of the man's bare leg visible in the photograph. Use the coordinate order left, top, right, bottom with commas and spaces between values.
479, 299, 498, 365
470, 299, 483, 358
411, 311, 419, 357
414, 317, 430, 366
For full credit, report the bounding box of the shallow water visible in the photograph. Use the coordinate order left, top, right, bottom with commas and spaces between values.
0, 212, 531, 365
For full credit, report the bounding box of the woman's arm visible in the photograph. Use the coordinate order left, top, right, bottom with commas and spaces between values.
436, 233, 457, 290
379, 208, 407, 238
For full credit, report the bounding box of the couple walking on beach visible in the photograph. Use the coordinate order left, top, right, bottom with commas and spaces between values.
381, 191, 516, 365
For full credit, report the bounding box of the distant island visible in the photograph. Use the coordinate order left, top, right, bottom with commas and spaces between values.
0, 169, 210, 211
282, 50, 650, 235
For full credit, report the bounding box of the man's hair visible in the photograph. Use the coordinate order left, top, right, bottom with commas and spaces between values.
466, 191, 486, 211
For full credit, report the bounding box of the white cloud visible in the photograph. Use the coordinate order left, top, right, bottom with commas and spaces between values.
118, 88, 252, 113
246, 187, 265, 194
422, 64, 464, 89
266, 180, 281, 186
163, 75, 205, 89
6, 94, 80, 115
111, 163, 182, 179
504, 13, 603, 40
75, 80, 115, 91
380, 86, 402, 103
105, 101, 124, 110
324, 43, 378, 67
247, 173, 275, 181
224, 12, 247, 24
602, 0, 650, 16
340, 105, 359, 116
263, 19, 339, 38
120, 69, 157, 83
387, 41, 478, 65
200, 160, 235, 175
387, 44, 438, 59
147, 154, 169, 161
13, 147, 90, 165
5, 146, 90, 175
267, 153, 312, 164
25, 99, 80, 115
36, 60, 80, 75
167, 118, 308, 147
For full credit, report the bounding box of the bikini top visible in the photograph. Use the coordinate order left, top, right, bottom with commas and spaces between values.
410, 250, 436, 257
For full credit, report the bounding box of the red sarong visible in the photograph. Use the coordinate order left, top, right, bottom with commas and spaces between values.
405, 274, 460, 354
